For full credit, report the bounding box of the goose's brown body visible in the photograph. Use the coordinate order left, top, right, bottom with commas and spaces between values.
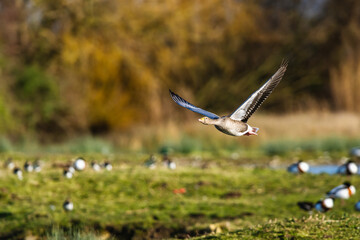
199, 117, 255, 136
214, 117, 248, 136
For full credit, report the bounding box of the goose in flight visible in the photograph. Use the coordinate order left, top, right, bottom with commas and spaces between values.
169, 60, 288, 136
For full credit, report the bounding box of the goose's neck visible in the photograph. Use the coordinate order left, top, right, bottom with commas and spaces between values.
207, 118, 222, 125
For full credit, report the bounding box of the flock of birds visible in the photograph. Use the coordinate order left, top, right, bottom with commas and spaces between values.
3, 152, 360, 216
144, 154, 177, 170
4, 157, 113, 212
288, 157, 360, 213
3, 154, 177, 213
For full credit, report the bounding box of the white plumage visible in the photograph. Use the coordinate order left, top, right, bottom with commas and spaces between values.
92, 162, 101, 171
287, 161, 309, 174
73, 158, 86, 171
314, 198, 334, 212
337, 160, 358, 175
13, 168, 23, 180
104, 162, 113, 171
63, 169, 73, 179
63, 200, 74, 211
326, 182, 356, 199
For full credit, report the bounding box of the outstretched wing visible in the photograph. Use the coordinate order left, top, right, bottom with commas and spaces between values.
230, 59, 288, 122
169, 89, 219, 119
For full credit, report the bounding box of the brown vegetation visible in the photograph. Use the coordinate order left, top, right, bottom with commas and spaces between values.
0, 0, 360, 141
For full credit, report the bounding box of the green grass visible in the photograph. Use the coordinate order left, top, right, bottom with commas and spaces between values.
260, 136, 360, 157
46, 227, 109, 240
195, 214, 360, 239
1, 154, 360, 239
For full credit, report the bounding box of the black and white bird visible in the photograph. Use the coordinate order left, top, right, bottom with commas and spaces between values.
162, 154, 176, 170
73, 157, 86, 171
314, 198, 334, 212
297, 201, 314, 212
287, 160, 310, 174
326, 182, 356, 200
144, 155, 156, 169
297, 198, 334, 213
170, 60, 288, 137
13, 167, 23, 180
33, 160, 41, 172
337, 160, 358, 175
103, 161, 112, 171
63, 168, 73, 179
67, 165, 75, 173
91, 162, 101, 171
5, 158, 15, 170
24, 161, 33, 172
63, 199, 74, 211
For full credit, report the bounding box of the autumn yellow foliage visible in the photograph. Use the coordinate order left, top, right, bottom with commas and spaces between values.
0, 0, 360, 140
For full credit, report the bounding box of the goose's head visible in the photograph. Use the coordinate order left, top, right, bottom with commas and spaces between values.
198, 117, 211, 125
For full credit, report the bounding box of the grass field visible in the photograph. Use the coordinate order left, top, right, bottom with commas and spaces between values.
1, 153, 360, 239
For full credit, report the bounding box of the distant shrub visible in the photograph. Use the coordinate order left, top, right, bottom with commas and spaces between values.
47, 227, 102, 240
14, 65, 61, 131
0, 137, 12, 152
261, 137, 360, 156
64, 137, 113, 154
0, 95, 14, 133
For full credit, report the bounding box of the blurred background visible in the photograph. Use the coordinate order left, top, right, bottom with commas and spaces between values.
1, 0, 360, 154
3, 1, 360, 239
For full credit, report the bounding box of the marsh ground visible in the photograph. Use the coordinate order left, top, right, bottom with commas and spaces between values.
1, 153, 360, 239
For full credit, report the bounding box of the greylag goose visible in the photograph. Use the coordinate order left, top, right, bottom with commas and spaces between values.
170, 60, 288, 136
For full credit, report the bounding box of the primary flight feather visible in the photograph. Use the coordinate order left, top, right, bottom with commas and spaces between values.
170, 60, 288, 136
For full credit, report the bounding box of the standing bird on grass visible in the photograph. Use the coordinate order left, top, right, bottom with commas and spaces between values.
170, 60, 288, 136
288, 160, 310, 174
91, 162, 101, 172
13, 167, 23, 180
63, 168, 73, 179
63, 199, 74, 211
73, 157, 86, 171
326, 182, 356, 200
103, 161, 113, 171
297, 198, 334, 213
24, 161, 33, 172
337, 160, 358, 175
5, 158, 15, 170
33, 160, 41, 172
314, 198, 334, 212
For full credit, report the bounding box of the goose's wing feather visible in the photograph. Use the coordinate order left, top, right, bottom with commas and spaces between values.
229, 60, 288, 122
169, 89, 219, 119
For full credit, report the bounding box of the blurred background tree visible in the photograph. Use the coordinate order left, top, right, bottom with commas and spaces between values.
0, 0, 359, 141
